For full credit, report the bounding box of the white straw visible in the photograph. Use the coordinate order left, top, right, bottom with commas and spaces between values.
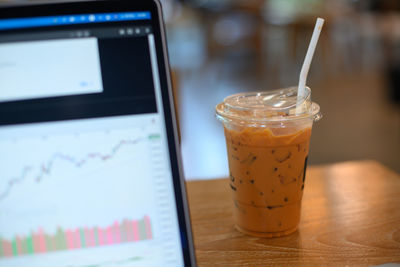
296, 17, 324, 113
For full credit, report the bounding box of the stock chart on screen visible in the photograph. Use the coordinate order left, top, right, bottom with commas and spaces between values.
0, 114, 183, 267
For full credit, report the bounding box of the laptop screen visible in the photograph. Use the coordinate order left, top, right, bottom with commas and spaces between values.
0, 6, 188, 267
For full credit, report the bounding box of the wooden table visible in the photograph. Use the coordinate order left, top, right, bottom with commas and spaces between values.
186, 160, 400, 266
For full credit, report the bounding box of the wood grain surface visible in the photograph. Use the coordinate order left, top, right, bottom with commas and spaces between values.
186, 160, 400, 266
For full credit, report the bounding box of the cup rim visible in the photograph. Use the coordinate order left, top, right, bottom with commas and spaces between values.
216, 102, 321, 125
215, 87, 321, 125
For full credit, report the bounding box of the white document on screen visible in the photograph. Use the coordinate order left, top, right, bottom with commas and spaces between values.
0, 37, 103, 102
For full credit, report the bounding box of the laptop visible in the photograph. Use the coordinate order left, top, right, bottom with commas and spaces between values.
0, 0, 196, 266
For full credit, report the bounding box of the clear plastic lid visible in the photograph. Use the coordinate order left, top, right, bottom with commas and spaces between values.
215, 86, 321, 125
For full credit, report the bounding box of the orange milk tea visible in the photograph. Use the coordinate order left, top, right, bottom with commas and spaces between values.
224, 126, 311, 237
216, 87, 321, 237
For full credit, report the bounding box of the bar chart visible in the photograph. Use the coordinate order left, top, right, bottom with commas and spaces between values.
0, 216, 152, 258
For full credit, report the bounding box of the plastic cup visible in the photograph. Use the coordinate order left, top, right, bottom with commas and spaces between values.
215, 86, 321, 238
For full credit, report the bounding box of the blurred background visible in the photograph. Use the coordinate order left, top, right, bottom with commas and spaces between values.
2, 0, 399, 179
161, 0, 400, 179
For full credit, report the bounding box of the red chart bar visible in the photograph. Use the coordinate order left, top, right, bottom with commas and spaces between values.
113, 221, 121, 244
132, 220, 139, 241
74, 229, 81, 249
66, 230, 74, 250
98, 227, 106, 246
38, 228, 47, 253
2, 240, 12, 257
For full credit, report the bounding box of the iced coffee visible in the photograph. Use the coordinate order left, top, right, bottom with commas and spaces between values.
216, 87, 321, 237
